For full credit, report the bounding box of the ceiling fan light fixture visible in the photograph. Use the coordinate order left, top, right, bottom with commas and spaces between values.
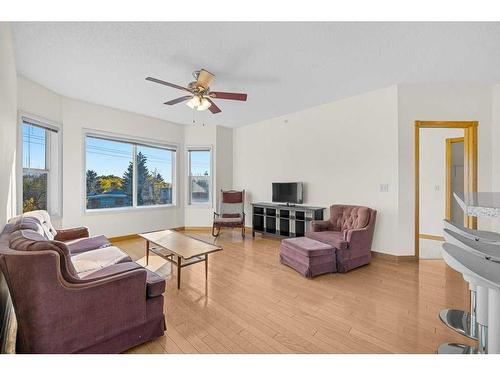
186, 96, 211, 111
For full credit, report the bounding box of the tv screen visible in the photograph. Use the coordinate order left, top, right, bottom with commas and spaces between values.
272, 182, 303, 204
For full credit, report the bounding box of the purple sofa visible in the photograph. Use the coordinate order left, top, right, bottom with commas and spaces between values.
0, 210, 166, 353
306, 205, 377, 272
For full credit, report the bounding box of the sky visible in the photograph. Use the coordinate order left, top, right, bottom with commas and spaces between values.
24, 124, 211, 182
23, 123, 46, 169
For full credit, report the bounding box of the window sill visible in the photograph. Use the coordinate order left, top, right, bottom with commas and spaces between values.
84, 204, 178, 215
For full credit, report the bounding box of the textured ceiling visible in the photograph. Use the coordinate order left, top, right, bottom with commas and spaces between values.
11, 22, 500, 127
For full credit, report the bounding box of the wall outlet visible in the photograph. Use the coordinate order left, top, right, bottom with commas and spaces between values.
380, 184, 389, 193
435, 184, 440, 191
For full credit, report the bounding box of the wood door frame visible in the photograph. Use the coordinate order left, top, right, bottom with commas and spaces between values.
445, 137, 465, 223
415, 121, 478, 258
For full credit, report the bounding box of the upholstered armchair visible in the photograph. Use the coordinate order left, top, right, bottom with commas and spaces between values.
213, 190, 246, 238
0, 211, 166, 353
306, 204, 377, 272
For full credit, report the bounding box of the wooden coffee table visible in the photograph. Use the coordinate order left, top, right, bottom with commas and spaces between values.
139, 230, 223, 289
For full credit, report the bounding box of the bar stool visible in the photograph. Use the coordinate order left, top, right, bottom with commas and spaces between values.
440, 243, 500, 354
438, 225, 500, 353
440, 228, 500, 353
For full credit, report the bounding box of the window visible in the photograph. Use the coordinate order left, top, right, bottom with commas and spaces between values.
85, 134, 176, 210
21, 117, 61, 216
188, 148, 211, 205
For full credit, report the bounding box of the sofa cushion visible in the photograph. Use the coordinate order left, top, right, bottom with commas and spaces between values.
71, 246, 132, 278
64, 235, 111, 254
306, 231, 348, 250
281, 237, 335, 257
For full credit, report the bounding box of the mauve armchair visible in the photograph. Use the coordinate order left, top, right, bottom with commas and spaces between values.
0, 211, 165, 353
306, 204, 377, 272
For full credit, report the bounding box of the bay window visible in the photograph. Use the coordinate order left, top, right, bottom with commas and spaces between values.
20, 116, 61, 216
85, 134, 176, 210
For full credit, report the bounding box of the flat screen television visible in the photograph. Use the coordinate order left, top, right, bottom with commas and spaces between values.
272, 182, 303, 205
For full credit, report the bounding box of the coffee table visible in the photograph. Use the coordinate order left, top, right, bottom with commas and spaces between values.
139, 229, 223, 289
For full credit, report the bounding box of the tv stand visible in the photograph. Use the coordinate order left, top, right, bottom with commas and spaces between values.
251, 202, 325, 238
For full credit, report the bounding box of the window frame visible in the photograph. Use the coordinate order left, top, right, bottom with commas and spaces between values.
17, 112, 63, 218
186, 146, 213, 207
83, 129, 179, 214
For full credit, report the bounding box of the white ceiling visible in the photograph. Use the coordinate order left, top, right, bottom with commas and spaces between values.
11, 22, 500, 127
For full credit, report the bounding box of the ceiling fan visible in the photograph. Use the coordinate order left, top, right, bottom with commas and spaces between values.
146, 69, 247, 114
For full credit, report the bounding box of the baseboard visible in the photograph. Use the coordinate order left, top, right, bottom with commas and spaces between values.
419, 233, 445, 241
180, 226, 252, 231
371, 251, 416, 262
109, 234, 140, 242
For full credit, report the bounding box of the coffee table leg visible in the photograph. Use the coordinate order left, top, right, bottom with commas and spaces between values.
177, 255, 182, 289
146, 240, 149, 266
205, 254, 209, 282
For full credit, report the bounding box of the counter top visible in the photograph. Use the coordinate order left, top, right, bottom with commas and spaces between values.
454, 192, 500, 218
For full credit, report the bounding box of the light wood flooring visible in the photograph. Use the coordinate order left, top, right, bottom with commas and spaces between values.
115, 229, 475, 354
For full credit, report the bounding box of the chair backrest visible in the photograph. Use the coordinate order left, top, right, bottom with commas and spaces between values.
218, 190, 245, 218
2, 211, 80, 283
10, 210, 58, 240
329, 205, 376, 232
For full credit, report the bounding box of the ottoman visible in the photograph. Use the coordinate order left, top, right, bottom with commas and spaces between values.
279, 237, 336, 278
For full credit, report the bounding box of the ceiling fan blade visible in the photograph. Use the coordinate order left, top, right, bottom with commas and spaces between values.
164, 95, 192, 105
209, 92, 247, 101
206, 98, 222, 114
146, 77, 191, 93
196, 69, 215, 89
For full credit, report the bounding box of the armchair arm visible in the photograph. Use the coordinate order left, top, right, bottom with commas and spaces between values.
310, 220, 331, 232
81, 262, 166, 299
3, 251, 149, 353
344, 227, 374, 257
54, 226, 89, 242
61, 267, 149, 352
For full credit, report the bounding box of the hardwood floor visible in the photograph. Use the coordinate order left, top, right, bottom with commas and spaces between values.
114, 229, 475, 354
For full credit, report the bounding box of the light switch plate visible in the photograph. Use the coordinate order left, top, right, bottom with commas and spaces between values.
380, 184, 389, 193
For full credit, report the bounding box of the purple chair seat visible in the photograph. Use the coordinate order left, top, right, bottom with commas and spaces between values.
280, 237, 336, 278
305, 231, 348, 250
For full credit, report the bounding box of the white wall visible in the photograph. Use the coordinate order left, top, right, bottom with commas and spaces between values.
419, 128, 463, 236
233, 86, 400, 253
492, 85, 500, 233
216, 126, 234, 206
397, 84, 493, 255
0, 24, 17, 226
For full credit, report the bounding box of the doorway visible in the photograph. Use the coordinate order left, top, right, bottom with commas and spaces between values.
414, 121, 478, 259
446, 137, 465, 226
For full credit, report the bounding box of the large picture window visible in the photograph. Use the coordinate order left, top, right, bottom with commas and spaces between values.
188, 148, 211, 205
21, 117, 61, 216
85, 134, 175, 210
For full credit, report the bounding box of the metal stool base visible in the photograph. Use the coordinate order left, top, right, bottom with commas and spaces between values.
439, 309, 478, 340
437, 343, 477, 354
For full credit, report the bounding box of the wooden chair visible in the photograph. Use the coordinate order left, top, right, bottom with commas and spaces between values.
212, 190, 245, 238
